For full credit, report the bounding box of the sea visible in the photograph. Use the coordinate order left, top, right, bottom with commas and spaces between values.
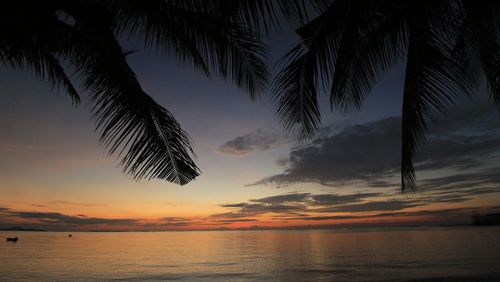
1, 226, 500, 281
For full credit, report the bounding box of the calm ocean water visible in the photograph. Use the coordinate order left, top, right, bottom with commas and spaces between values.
1, 227, 500, 281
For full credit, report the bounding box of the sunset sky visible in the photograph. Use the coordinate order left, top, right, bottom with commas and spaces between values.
1, 26, 500, 231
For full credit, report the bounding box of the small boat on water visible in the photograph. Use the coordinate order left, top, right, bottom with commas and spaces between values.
6, 237, 18, 242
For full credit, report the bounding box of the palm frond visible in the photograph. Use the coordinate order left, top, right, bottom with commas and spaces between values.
0, 6, 80, 104
211, 0, 329, 33
273, 45, 320, 139
218, 25, 269, 99
273, 0, 355, 139
401, 2, 474, 191
113, 0, 269, 99
462, 1, 500, 107
449, 14, 482, 90
113, 0, 210, 75
69, 15, 200, 185
329, 2, 408, 112
0, 46, 79, 104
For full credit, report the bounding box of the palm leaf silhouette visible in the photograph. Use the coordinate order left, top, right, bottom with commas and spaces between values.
274, 0, 497, 191
1, 0, 309, 185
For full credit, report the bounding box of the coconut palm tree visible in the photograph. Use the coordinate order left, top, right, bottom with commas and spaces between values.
274, 0, 500, 191
0, 0, 315, 185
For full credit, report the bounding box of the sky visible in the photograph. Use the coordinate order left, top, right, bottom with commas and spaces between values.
1, 24, 500, 231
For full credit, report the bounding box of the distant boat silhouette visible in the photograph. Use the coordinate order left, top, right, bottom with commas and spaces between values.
6, 237, 18, 242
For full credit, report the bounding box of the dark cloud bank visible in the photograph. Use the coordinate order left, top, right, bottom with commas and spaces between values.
208, 102, 500, 226
251, 102, 500, 189
0, 207, 137, 230
213, 191, 500, 225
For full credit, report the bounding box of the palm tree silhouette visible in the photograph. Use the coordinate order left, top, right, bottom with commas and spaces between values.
0, 0, 311, 185
274, 0, 500, 191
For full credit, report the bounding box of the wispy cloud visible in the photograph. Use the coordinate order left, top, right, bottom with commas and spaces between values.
213, 192, 387, 219
0, 207, 137, 229
0, 207, 203, 230
43, 200, 105, 207
158, 217, 200, 227
313, 200, 421, 213
212, 218, 259, 223
218, 129, 288, 155
287, 207, 500, 222
212, 188, 500, 224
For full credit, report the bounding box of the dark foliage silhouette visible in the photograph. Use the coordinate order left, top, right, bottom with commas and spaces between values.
0, 0, 314, 185
3, 1, 497, 191
274, 0, 500, 191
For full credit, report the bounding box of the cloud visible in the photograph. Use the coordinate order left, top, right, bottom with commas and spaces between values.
252, 117, 402, 186
214, 203, 305, 219
292, 215, 359, 221
162, 217, 189, 222
213, 193, 312, 219
418, 168, 500, 191
249, 193, 311, 204
314, 200, 421, 213
252, 102, 500, 188
311, 193, 381, 206
159, 217, 198, 227
213, 192, 398, 219
370, 206, 500, 219
30, 201, 105, 209
44, 200, 105, 207
0, 208, 137, 229
275, 156, 289, 167
290, 206, 500, 222
218, 129, 288, 155
213, 219, 259, 223
212, 186, 500, 222
1, 208, 212, 230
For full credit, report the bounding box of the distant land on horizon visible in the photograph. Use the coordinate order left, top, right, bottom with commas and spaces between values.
471, 213, 500, 226
3, 216, 500, 233
0, 226, 47, 232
